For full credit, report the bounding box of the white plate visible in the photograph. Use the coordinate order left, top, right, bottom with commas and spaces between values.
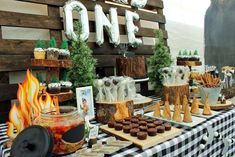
145, 111, 206, 128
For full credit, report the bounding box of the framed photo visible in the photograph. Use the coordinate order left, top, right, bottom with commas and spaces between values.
76, 86, 95, 120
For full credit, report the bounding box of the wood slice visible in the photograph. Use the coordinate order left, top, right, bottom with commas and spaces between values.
198, 99, 234, 110
95, 100, 134, 124
163, 84, 189, 104
177, 61, 202, 67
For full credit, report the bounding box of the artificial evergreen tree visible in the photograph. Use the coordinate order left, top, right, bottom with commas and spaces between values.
148, 29, 172, 91
68, 21, 97, 90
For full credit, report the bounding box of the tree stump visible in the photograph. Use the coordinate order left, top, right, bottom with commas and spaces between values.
163, 84, 189, 105
95, 100, 134, 124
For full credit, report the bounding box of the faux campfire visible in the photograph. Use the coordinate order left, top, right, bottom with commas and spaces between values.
7, 69, 56, 139
5, 70, 85, 156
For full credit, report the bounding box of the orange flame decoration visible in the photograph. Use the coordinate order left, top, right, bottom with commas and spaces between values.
7, 69, 55, 139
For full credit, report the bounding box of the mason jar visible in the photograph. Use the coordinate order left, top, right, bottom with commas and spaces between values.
34, 106, 85, 155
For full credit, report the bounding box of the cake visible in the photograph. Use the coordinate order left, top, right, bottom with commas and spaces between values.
177, 49, 201, 62
116, 56, 147, 78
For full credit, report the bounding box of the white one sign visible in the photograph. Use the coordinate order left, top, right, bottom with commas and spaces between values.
63, 0, 144, 47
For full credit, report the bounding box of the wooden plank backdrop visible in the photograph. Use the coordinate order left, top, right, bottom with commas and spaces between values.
0, 0, 168, 101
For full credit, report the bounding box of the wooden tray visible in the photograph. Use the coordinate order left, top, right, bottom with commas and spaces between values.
145, 111, 206, 128
198, 100, 234, 110
100, 125, 182, 150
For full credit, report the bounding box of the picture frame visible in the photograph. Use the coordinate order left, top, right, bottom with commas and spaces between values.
76, 86, 95, 120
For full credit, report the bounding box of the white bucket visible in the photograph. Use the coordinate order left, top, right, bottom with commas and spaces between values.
199, 86, 222, 105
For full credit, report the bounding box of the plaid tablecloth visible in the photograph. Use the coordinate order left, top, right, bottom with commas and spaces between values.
1, 101, 235, 157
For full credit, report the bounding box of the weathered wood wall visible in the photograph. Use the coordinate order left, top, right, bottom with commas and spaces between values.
0, 0, 168, 109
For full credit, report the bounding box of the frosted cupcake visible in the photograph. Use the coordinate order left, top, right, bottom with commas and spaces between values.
60, 81, 72, 92
47, 76, 61, 94
34, 40, 46, 59
59, 40, 70, 60
47, 83, 61, 94
46, 37, 59, 60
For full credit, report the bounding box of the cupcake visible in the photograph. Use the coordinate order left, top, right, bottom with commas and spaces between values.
47, 83, 61, 94
60, 81, 72, 93
59, 40, 70, 60
46, 37, 59, 60
34, 39, 46, 59
47, 76, 61, 94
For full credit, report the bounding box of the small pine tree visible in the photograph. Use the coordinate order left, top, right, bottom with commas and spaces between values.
148, 30, 172, 90
35, 39, 45, 48
68, 21, 97, 90
48, 37, 57, 48
60, 40, 69, 49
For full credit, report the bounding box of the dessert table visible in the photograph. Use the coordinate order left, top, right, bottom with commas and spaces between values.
0, 98, 235, 157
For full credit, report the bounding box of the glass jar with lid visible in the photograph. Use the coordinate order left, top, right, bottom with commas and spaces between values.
34, 106, 85, 155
